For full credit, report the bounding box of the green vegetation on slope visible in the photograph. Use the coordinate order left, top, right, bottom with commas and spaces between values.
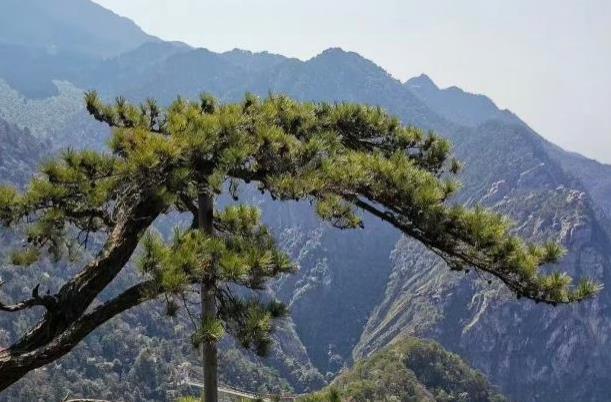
302, 337, 506, 402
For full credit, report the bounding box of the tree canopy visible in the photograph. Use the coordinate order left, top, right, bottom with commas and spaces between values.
0, 92, 599, 393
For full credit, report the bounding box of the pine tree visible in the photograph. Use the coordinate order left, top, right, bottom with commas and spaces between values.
0, 92, 600, 398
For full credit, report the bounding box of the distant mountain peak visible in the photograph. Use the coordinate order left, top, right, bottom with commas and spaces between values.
218, 48, 290, 73
312, 47, 361, 61
0, 0, 158, 59
308, 47, 375, 64
223, 48, 280, 57
405, 73, 438, 90
220, 47, 290, 61
307, 47, 391, 79
405, 74, 519, 128
320, 46, 348, 54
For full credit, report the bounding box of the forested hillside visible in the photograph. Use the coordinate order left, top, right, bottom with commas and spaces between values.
304, 337, 506, 402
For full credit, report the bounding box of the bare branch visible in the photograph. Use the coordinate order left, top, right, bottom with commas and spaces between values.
0, 283, 58, 313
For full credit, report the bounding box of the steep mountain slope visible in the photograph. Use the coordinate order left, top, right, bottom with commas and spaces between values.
356, 120, 611, 402
355, 76, 611, 401
0, 118, 44, 186
405, 74, 516, 127
544, 145, 611, 220
0, 0, 157, 97
0, 0, 157, 59
405, 73, 611, 222
303, 336, 506, 402
0, 79, 84, 138
0, 44, 96, 99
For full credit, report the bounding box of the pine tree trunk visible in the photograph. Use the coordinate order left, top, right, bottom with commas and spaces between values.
201, 281, 218, 402
197, 191, 218, 402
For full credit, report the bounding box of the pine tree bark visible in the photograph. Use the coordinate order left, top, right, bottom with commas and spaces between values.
0, 280, 157, 392
197, 191, 218, 402
0, 196, 164, 392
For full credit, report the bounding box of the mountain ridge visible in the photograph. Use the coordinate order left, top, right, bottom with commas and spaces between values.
305, 336, 507, 402
0, 0, 158, 59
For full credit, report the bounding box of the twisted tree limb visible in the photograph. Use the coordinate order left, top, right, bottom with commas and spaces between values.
0, 196, 165, 392
0, 279, 159, 391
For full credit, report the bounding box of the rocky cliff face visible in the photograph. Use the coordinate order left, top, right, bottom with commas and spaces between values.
356, 83, 611, 402
0, 117, 44, 186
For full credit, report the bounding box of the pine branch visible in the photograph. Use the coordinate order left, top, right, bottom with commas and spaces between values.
0, 283, 58, 313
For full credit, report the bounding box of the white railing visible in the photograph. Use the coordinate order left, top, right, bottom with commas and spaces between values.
181, 378, 299, 401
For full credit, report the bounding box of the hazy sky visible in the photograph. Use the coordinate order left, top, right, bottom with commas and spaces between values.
93, 0, 611, 163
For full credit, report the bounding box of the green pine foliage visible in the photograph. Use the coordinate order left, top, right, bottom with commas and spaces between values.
137, 203, 295, 355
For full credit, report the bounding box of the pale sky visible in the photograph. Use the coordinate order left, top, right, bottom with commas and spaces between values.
93, 0, 611, 164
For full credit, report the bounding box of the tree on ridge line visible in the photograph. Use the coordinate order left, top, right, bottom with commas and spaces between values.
0, 91, 600, 400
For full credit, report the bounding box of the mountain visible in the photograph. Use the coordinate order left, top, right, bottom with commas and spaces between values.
358, 74, 611, 402
405, 73, 611, 221
0, 0, 158, 98
1, 4, 611, 401
545, 145, 611, 221
219, 48, 291, 74
0, 0, 157, 59
0, 43, 97, 99
405, 74, 517, 127
303, 336, 507, 402
0, 79, 85, 138
0, 117, 45, 186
